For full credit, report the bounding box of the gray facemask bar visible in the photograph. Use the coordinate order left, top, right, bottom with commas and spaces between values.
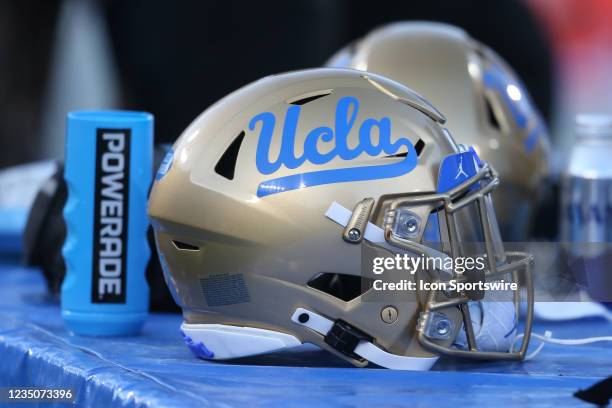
383, 163, 534, 360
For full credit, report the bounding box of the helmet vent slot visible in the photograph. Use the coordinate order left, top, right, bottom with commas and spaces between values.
172, 240, 199, 251
484, 95, 501, 131
415, 138, 425, 156
215, 131, 245, 180
384, 138, 425, 158
307, 273, 372, 302
287, 89, 333, 106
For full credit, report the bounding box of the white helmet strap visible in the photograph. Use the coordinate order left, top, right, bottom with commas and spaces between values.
290, 308, 438, 370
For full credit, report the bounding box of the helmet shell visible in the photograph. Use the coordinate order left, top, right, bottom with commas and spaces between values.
148, 68, 465, 365
328, 22, 550, 240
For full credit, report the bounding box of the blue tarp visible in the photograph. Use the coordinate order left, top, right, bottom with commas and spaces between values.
0, 261, 610, 407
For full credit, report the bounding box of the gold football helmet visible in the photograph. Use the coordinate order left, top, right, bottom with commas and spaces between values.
327, 22, 550, 240
148, 68, 533, 370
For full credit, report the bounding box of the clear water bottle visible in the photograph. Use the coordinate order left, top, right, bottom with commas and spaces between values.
560, 114, 612, 302
61, 111, 153, 336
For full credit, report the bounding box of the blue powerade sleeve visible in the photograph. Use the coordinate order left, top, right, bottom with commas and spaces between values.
61, 110, 153, 336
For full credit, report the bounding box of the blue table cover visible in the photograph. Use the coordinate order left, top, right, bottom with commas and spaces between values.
0, 260, 610, 408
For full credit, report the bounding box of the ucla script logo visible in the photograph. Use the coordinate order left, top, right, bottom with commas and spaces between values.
249, 96, 418, 197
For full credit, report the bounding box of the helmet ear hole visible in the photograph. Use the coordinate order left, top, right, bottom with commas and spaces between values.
307, 273, 372, 302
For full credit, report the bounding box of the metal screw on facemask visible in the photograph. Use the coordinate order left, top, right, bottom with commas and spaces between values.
405, 217, 419, 234
347, 228, 361, 242
435, 318, 452, 337
392, 210, 421, 239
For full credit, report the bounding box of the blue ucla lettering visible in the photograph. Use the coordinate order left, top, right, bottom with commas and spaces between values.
249, 111, 278, 175
248, 96, 418, 197
304, 126, 335, 165
279, 106, 306, 170
335, 96, 359, 160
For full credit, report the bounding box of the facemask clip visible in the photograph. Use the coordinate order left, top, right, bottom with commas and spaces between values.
343, 198, 375, 244
419, 311, 455, 341
391, 208, 421, 240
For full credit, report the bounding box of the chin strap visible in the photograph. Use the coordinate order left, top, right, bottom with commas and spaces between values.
510, 330, 612, 360
291, 308, 438, 370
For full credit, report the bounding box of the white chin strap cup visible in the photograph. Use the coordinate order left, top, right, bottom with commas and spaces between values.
182, 308, 438, 370
291, 308, 438, 370
181, 323, 302, 359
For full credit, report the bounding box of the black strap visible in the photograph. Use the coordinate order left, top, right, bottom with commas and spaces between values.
324, 320, 373, 361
